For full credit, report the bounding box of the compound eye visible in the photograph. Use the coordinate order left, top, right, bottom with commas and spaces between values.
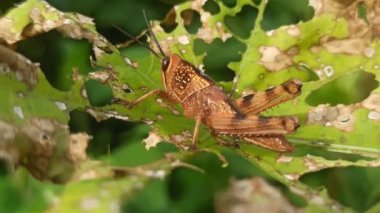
161, 56, 170, 72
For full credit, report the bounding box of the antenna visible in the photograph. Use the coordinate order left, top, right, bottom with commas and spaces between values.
143, 10, 166, 57
110, 23, 161, 59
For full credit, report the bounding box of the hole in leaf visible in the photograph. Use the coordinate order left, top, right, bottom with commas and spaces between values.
69, 109, 177, 163
69, 110, 134, 157
167, 152, 230, 207
300, 167, 380, 211
297, 63, 319, 81
85, 79, 113, 107
193, 38, 208, 55
41, 134, 49, 141
357, 2, 369, 24
252, 0, 262, 5
99, 25, 147, 46
160, 9, 178, 33
0, 159, 11, 176
122, 85, 133, 94
293, 144, 372, 162
203, 0, 220, 15
194, 37, 246, 82
17, 31, 93, 91
224, 5, 258, 39
261, 0, 314, 31
0, 0, 23, 14
92, 3, 171, 43
222, 0, 237, 8
121, 43, 152, 59
180, 9, 202, 34
306, 71, 378, 106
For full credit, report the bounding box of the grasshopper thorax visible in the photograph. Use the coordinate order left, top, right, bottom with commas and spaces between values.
161, 54, 213, 103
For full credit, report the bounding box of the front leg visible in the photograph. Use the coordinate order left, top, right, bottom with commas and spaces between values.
190, 115, 202, 150
112, 89, 171, 108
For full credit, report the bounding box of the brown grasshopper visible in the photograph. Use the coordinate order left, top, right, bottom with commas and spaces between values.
116, 13, 302, 152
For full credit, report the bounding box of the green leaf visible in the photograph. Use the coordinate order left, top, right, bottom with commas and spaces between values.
2, 0, 380, 211
80, 0, 380, 210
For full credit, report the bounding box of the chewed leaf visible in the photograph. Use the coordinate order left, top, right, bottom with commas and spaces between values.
306, 71, 378, 106
0, 0, 100, 182
215, 178, 300, 212
0, 43, 92, 183
0, 0, 113, 55
94, 0, 380, 209
2, 0, 380, 211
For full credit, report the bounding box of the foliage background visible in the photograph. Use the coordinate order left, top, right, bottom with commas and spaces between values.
1, 0, 380, 212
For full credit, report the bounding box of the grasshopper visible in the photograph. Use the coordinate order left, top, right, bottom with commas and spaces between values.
115, 13, 302, 152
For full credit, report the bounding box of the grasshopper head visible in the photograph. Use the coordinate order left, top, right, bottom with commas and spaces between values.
160, 54, 179, 91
